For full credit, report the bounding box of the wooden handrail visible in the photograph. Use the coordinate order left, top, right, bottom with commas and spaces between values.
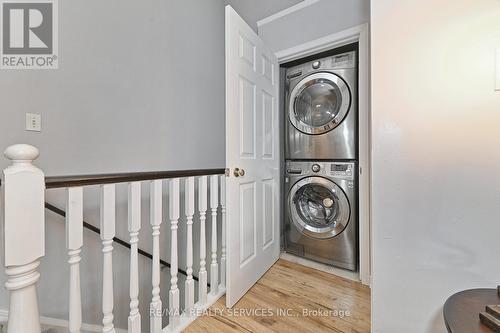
0, 167, 223, 283
45, 168, 226, 189
1, 169, 226, 188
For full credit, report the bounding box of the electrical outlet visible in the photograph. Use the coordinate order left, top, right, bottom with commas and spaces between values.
26, 113, 41, 132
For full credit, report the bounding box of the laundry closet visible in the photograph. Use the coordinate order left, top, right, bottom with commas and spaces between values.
224, 3, 370, 306
280, 44, 359, 272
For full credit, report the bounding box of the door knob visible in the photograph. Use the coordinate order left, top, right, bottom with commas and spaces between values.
233, 168, 245, 177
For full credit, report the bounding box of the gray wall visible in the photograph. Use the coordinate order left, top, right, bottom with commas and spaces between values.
371, 0, 500, 332
258, 0, 370, 53
0, 0, 225, 330
0, 0, 225, 174
224, 0, 302, 31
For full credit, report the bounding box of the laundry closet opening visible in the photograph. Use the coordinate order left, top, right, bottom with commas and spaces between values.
279, 42, 365, 280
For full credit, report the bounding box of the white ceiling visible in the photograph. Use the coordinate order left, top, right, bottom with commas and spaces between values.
224, 0, 304, 31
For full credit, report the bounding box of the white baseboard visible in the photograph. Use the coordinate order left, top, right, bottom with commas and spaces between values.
280, 252, 360, 282
0, 309, 127, 333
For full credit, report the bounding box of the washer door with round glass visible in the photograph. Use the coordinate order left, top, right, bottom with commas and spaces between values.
289, 72, 351, 135
288, 177, 350, 239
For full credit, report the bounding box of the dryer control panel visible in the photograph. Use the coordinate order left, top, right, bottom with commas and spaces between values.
285, 51, 357, 82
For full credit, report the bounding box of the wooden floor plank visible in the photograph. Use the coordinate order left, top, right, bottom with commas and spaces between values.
185, 259, 371, 333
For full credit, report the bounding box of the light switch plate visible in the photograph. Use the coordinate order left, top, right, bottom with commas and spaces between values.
496, 48, 500, 91
25, 113, 41, 132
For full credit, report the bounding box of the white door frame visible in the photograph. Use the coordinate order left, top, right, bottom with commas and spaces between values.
274, 24, 371, 286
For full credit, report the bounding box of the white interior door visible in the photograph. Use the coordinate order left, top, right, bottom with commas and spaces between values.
225, 5, 280, 307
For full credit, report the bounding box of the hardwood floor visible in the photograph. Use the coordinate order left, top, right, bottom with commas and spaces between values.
185, 259, 371, 333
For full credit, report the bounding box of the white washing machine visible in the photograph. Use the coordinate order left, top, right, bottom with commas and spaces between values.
285, 51, 357, 160
284, 160, 357, 270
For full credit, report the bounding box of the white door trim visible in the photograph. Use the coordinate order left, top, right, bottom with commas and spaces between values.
276, 24, 367, 62
275, 23, 371, 286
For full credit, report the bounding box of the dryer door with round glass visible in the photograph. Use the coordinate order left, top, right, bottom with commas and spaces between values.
288, 177, 350, 239
289, 72, 351, 135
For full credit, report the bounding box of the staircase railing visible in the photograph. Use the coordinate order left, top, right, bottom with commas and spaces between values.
1, 144, 227, 333
44, 202, 207, 284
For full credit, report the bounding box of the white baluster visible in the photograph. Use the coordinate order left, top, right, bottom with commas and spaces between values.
100, 184, 116, 333
169, 178, 180, 327
3, 144, 44, 333
128, 182, 141, 333
220, 175, 226, 288
149, 180, 162, 333
184, 177, 195, 314
209, 175, 219, 295
66, 187, 83, 333
197, 176, 208, 305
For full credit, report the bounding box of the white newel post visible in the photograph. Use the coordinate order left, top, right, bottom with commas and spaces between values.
128, 182, 141, 333
220, 175, 226, 288
209, 175, 218, 295
100, 184, 116, 333
66, 187, 83, 333
149, 180, 162, 333
184, 177, 195, 314
3, 144, 45, 333
168, 178, 180, 328
197, 176, 208, 305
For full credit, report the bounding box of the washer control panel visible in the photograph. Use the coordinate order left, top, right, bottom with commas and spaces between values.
286, 161, 355, 180
328, 163, 353, 177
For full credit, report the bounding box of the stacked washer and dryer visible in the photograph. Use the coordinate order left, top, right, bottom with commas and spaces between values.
284, 49, 358, 271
